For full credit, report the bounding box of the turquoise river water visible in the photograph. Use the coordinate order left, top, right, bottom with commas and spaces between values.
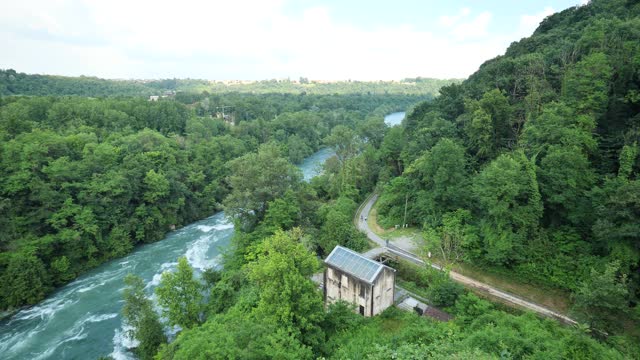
0, 112, 402, 359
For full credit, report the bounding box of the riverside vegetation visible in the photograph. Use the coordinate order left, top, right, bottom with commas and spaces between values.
2, 0, 640, 359
0, 89, 425, 311
139, 1, 638, 359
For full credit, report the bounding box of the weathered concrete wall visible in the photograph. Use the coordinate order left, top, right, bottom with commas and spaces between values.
325, 266, 394, 317
371, 267, 395, 316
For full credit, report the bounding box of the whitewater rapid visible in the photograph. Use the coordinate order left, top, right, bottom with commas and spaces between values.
0, 147, 336, 360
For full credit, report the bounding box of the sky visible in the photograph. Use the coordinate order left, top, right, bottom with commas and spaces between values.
0, 0, 589, 80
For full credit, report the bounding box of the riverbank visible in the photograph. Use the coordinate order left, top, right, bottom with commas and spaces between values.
0, 145, 336, 360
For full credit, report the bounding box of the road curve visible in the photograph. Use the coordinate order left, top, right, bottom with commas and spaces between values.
356, 194, 577, 326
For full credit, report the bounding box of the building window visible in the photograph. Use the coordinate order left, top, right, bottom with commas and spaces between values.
359, 284, 366, 298
341, 275, 349, 288
359, 305, 365, 316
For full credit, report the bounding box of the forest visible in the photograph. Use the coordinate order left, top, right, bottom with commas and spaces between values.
116, 1, 639, 359
374, 0, 639, 339
2, 0, 640, 359
0, 69, 460, 97
0, 91, 425, 310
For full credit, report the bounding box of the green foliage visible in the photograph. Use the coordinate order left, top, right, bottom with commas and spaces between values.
453, 293, 494, 325
538, 145, 596, 225
521, 102, 597, 158
122, 274, 166, 360
376, 3, 640, 336
426, 271, 465, 308
409, 138, 471, 227
244, 229, 325, 348
155, 257, 204, 329
0, 69, 460, 97
155, 313, 314, 360
563, 52, 613, 117
473, 151, 542, 265
425, 209, 478, 263
223, 143, 302, 230
316, 197, 369, 254
572, 261, 631, 332
1, 251, 49, 308
461, 311, 623, 360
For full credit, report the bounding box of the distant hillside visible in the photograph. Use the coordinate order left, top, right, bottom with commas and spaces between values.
0, 69, 461, 97
0, 69, 154, 97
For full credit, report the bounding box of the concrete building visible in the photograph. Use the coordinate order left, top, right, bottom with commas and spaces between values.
324, 245, 396, 317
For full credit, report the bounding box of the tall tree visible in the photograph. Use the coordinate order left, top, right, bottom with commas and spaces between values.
572, 262, 631, 332
122, 274, 166, 360
473, 151, 543, 264
410, 138, 470, 227
223, 143, 302, 230
155, 257, 203, 329
245, 229, 325, 350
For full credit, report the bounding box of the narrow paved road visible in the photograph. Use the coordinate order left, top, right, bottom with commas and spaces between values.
356, 194, 577, 326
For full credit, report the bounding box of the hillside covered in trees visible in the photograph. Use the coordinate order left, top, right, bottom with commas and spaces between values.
376, 0, 640, 334
0, 69, 460, 97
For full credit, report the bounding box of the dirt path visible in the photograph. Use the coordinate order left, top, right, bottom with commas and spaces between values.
356, 194, 577, 326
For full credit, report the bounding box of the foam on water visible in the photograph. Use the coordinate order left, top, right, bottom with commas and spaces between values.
86, 313, 118, 323
212, 222, 234, 231
12, 298, 78, 322
110, 325, 138, 360
197, 225, 215, 232
0, 148, 331, 360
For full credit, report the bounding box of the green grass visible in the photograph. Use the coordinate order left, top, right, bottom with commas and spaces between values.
397, 279, 431, 302
367, 204, 423, 240
429, 254, 572, 314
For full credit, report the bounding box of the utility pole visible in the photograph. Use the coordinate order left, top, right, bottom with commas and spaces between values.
403, 193, 408, 228
216, 105, 233, 118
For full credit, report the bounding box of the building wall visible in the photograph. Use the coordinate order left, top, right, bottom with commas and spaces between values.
325, 266, 395, 317
371, 267, 395, 316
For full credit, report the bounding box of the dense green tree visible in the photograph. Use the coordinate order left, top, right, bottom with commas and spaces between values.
466, 108, 495, 159
245, 229, 325, 350
122, 274, 166, 360
538, 145, 597, 226
223, 143, 302, 230
473, 151, 542, 264
378, 126, 405, 177
155, 257, 204, 329
409, 138, 471, 227
1, 251, 49, 307
424, 209, 478, 263
572, 262, 631, 333
563, 52, 613, 117
316, 197, 368, 254
521, 102, 597, 158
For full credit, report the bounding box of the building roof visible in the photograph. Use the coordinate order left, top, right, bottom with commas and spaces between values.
324, 245, 390, 284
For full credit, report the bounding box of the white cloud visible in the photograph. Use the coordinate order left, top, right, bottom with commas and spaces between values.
0, 0, 524, 80
451, 11, 492, 41
438, 7, 491, 41
518, 6, 555, 39
439, 7, 471, 27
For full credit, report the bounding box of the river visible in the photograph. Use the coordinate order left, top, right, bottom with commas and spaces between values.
0, 147, 336, 360
384, 111, 405, 126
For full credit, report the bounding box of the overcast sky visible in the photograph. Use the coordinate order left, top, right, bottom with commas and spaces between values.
1, 0, 588, 80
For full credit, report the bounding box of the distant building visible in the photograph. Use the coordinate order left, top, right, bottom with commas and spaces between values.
148, 95, 159, 101
324, 245, 396, 317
